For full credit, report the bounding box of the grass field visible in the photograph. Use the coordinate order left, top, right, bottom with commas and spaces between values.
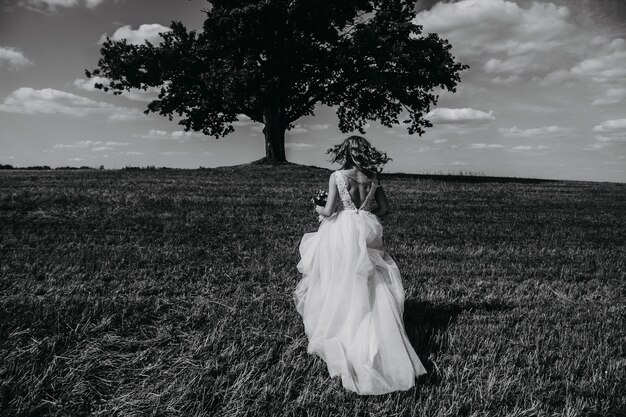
1, 164, 625, 417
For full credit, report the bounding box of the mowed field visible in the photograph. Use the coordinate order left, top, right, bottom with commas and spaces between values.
0, 164, 625, 417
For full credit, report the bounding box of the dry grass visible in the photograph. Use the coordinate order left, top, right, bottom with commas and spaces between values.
0, 165, 624, 417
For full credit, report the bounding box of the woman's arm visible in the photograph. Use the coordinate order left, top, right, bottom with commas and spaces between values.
372, 185, 390, 217
315, 173, 338, 217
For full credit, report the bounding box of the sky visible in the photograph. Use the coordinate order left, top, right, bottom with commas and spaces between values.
0, 0, 625, 182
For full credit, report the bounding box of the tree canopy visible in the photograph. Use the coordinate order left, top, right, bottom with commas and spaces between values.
88, 0, 468, 162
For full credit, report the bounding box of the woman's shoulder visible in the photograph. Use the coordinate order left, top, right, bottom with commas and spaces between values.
339, 168, 373, 180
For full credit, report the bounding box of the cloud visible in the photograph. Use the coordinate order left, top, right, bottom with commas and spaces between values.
159, 151, 189, 156
289, 125, 309, 134
595, 135, 626, 143
491, 75, 519, 85
286, 123, 329, 134
484, 55, 536, 75
498, 125, 574, 138
106, 113, 146, 122
73, 77, 160, 102
232, 114, 254, 127
19, 0, 105, 11
99, 24, 171, 46
591, 87, 626, 106
54, 140, 129, 150
427, 108, 495, 124
593, 119, 626, 133
54, 140, 101, 149
468, 143, 504, 150
415, 0, 626, 91
0, 87, 146, 122
307, 124, 330, 131
413, 0, 571, 60
541, 37, 626, 85
0, 46, 33, 70
285, 143, 317, 150
409, 146, 440, 153
510, 145, 550, 152
134, 129, 205, 143
582, 143, 609, 151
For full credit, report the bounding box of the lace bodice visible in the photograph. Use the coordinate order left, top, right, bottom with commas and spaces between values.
334, 170, 379, 213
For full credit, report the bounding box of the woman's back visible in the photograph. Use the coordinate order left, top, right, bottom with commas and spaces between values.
338, 169, 374, 208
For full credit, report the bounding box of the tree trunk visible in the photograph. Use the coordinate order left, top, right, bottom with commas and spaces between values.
262, 106, 286, 163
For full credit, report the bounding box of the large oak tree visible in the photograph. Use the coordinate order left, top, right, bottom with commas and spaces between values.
87, 0, 468, 163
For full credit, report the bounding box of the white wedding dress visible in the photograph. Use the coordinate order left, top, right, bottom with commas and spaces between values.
294, 170, 427, 395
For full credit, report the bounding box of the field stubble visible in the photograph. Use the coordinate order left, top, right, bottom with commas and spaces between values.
0, 165, 624, 417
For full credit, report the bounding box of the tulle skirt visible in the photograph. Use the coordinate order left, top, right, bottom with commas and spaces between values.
294, 209, 427, 395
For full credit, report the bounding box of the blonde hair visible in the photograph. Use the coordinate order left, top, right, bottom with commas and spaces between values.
326, 135, 391, 173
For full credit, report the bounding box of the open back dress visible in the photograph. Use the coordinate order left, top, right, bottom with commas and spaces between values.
294, 170, 427, 395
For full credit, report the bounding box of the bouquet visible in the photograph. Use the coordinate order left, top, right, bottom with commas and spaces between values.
311, 190, 328, 207
311, 190, 328, 222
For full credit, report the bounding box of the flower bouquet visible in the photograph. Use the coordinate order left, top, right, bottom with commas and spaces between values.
311, 190, 328, 222
311, 189, 328, 207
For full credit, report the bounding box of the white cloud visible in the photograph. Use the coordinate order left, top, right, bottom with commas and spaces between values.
450, 161, 467, 166
285, 143, 316, 150
73, 77, 160, 103
146, 129, 168, 137
414, 0, 626, 91
307, 124, 330, 131
510, 145, 549, 152
159, 151, 189, 156
413, 0, 571, 60
134, 129, 204, 143
19, 0, 105, 11
468, 143, 504, 150
433, 138, 448, 144
0, 46, 33, 70
491, 75, 519, 85
484, 55, 536, 75
591, 87, 626, 106
409, 146, 440, 153
595, 135, 626, 143
54, 140, 129, 151
55, 140, 101, 149
582, 143, 609, 151
569, 50, 626, 83
232, 114, 253, 126
288, 124, 309, 134
107, 113, 146, 122
593, 119, 626, 133
498, 125, 574, 138
427, 108, 495, 124
0, 87, 146, 122
541, 37, 626, 85
99, 24, 171, 46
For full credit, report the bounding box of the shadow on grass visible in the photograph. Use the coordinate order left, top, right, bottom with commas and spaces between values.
403, 299, 513, 386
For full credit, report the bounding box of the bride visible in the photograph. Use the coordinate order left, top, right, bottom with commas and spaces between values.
294, 135, 427, 395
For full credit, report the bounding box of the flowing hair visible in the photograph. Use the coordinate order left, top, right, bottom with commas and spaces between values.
326, 136, 392, 174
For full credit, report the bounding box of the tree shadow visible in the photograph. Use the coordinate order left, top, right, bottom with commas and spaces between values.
403, 299, 513, 385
